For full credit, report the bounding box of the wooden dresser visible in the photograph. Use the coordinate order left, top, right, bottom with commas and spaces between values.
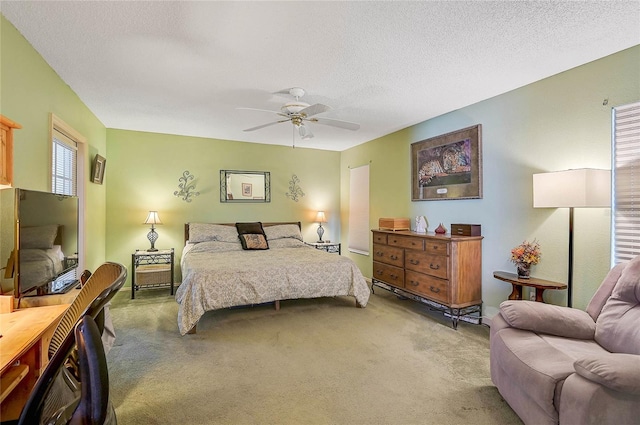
371, 229, 483, 328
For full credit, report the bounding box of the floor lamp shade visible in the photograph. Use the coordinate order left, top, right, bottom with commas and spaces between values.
533, 169, 611, 208
533, 169, 611, 307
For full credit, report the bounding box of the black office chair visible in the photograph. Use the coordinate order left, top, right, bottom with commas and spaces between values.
14, 263, 126, 425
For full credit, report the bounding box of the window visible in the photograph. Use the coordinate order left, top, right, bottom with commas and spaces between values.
51, 128, 77, 195
348, 163, 370, 255
612, 101, 640, 264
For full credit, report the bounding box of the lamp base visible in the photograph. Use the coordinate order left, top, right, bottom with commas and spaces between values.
147, 248, 158, 252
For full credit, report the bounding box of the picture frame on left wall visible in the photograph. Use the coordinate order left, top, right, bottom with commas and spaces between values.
92, 154, 106, 184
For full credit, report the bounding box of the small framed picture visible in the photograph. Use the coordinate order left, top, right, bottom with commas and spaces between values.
92, 154, 106, 184
242, 183, 252, 197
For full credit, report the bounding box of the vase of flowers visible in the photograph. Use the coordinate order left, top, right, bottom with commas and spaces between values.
511, 240, 541, 279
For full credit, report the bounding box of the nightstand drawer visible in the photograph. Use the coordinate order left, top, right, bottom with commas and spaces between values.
135, 264, 171, 285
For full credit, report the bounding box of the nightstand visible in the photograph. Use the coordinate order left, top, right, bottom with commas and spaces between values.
131, 248, 174, 299
306, 242, 341, 255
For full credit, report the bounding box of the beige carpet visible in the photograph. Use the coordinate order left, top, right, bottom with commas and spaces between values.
106, 286, 521, 425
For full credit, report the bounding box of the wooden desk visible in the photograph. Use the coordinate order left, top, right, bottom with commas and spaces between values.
0, 304, 69, 421
493, 271, 567, 303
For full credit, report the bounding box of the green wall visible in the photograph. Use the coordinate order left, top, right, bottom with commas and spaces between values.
341, 45, 640, 318
0, 15, 108, 284
105, 129, 340, 283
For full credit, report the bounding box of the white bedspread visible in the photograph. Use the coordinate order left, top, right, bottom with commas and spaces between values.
175, 240, 370, 335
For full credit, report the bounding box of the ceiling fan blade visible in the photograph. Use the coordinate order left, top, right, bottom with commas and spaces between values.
310, 117, 360, 131
243, 119, 289, 132
237, 107, 288, 118
299, 103, 331, 118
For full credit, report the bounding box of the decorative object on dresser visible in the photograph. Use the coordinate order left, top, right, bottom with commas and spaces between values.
371, 229, 482, 329
0, 115, 22, 188
378, 218, 410, 232
173, 170, 200, 202
414, 216, 428, 233
434, 223, 447, 234
533, 168, 611, 307
411, 124, 482, 201
143, 211, 162, 252
450, 223, 481, 236
131, 249, 174, 299
316, 211, 327, 242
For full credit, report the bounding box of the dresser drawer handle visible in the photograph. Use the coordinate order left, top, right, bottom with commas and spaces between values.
431, 245, 439, 250
430, 264, 440, 270
375, 251, 383, 257
409, 259, 420, 265
408, 280, 419, 286
390, 255, 399, 260
429, 286, 440, 293
390, 274, 399, 280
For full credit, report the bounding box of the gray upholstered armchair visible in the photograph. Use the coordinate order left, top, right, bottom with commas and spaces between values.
490, 256, 640, 425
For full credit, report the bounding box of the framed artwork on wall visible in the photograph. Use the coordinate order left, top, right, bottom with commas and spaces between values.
92, 154, 106, 184
411, 124, 482, 201
242, 183, 252, 197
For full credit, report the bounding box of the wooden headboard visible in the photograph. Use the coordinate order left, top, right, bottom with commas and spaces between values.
184, 222, 302, 244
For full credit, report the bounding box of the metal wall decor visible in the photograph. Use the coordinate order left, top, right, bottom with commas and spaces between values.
174, 170, 200, 202
285, 174, 305, 202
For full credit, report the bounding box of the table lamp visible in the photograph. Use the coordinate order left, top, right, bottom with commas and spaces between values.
144, 211, 163, 252
316, 211, 326, 243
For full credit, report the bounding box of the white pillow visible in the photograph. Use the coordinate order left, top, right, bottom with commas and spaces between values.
20, 224, 59, 249
264, 224, 302, 241
189, 223, 238, 243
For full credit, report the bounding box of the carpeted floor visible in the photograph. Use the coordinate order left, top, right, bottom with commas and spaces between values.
107, 286, 521, 425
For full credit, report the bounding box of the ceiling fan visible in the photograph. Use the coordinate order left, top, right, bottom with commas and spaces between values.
238, 87, 360, 142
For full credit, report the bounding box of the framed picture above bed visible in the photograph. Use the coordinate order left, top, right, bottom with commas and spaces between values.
220, 170, 270, 203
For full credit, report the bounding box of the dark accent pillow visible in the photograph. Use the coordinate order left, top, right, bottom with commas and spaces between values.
236, 222, 269, 250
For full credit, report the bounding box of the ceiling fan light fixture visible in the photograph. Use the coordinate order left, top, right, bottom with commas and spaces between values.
299, 124, 313, 140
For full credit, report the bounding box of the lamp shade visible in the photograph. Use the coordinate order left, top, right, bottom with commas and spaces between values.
316, 211, 326, 223
143, 211, 163, 225
533, 169, 611, 208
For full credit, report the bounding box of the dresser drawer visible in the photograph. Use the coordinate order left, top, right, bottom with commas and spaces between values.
387, 235, 425, 250
373, 262, 404, 288
373, 232, 388, 245
424, 240, 449, 256
405, 271, 449, 304
373, 244, 404, 267
405, 251, 448, 280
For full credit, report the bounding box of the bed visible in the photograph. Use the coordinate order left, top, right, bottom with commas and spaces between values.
175, 222, 370, 335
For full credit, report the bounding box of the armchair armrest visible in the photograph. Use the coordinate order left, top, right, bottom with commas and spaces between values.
498, 300, 596, 339
574, 353, 640, 394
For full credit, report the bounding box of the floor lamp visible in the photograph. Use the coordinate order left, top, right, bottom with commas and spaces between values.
533, 169, 611, 307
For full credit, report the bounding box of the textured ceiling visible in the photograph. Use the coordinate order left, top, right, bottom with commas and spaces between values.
2, 1, 639, 151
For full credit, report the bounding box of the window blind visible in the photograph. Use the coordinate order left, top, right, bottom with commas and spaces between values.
348, 164, 370, 255
52, 128, 77, 196
612, 101, 640, 264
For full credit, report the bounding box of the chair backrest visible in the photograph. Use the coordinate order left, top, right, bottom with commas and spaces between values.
18, 316, 114, 425
48, 262, 127, 360
71, 315, 111, 425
